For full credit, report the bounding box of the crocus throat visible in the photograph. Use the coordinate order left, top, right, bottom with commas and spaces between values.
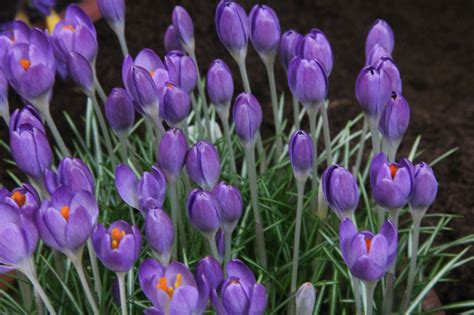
149, 71, 155, 77
156, 273, 182, 298
389, 164, 399, 179
166, 83, 174, 89
60, 206, 70, 221
63, 25, 76, 32
111, 228, 126, 249
11, 191, 26, 207
365, 238, 372, 253
20, 59, 31, 71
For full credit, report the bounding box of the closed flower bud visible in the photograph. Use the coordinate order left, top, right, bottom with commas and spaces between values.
296, 28, 333, 75
322, 165, 359, 219
289, 130, 314, 181
97, 0, 125, 32
355, 65, 392, 119
158, 128, 188, 182
215, 1, 250, 58
296, 282, 316, 315
196, 256, 224, 290
164, 51, 198, 94
207, 59, 234, 108
126, 65, 160, 119
233, 92, 263, 146
159, 82, 191, 126
288, 57, 328, 108
376, 57, 402, 94
187, 188, 221, 238
212, 182, 242, 233
172, 6, 195, 53
67, 52, 94, 95
186, 140, 221, 191
45, 157, 95, 194
92, 220, 141, 273
379, 92, 410, 144
365, 19, 395, 58
105, 87, 135, 134
1, 183, 40, 218
278, 30, 302, 72
410, 162, 438, 213
249, 5, 281, 57
144, 208, 174, 266
366, 44, 392, 66
164, 25, 184, 53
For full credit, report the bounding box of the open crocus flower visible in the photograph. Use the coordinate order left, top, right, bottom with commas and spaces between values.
0, 183, 40, 217
44, 157, 95, 194
115, 164, 167, 215
339, 218, 397, 282
36, 186, 99, 253
139, 258, 204, 315
92, 220, 141, 273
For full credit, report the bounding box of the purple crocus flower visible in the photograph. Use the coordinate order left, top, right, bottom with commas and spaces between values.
105, 87, 135, 135
32, 0, 56, 16
139, 258, 201, 314
0, 20, 30, 61
172, 6, 195, 53
370, 152, 414, 209
196, 256, 224, 291
322, 165, 359, 219
67, 52, 94, 95
115, 164, 167, 215
233, 93, 263, 147
92, 220, 141, 273
187, 189, 221, 238
0, 183, 40, 218
365, 19, 395, 58
97, 0, 125, 32
164, 50, 198, 94
289, 130, 314, 182
159, 82, 191, 126
296, 282, 316, 315
122, 49, 168, 92
36, 186, 99, 253
212, 182, 242, 233
185, 140, 221, 191
215, 1, 250, 59
9, 106, 52, 180
158, 128, 188, 182
164, 25, 184, 53
355, 65, 392, 120
379, 92, 410, 152
145, 208, 174, 266
365, 44, 392, 66
210, 259, 267, 315
44, 157, 95, 195
278, 30, 302, 72
249, 4, 281, 58
376, 57, 402, 94
206, 59, 234, 109
296, 28, 333, 75
410, 162, 438, 213
339, 218, 397, 282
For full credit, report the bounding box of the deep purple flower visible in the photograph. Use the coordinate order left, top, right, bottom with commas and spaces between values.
92, 220, 141, 273
365, 44, 392, 66
105, 87, 135, 134
233, 93, 263, 146
196, 256, 224, 291
410, 162, 438, 213
164, 50, 198, 94
32, 0, 56, 16
322, 165, 359, 218
172, 6, 195, 53
212, 182, 242, 233
288, 57, 328, 108
164, 25, 184, 53
44, 157, 95, 195
365, 19, 395, 58
36, 186, 99, 253
185, 140, 221, 191
340, 218, 397, 282
355, 65, 392, 119
158, 128, 188, 182
9, 106, 52, 180
0, 183, 40, 218
187, 189, 221, 238
370, 153, 414, 209
376, 57, 402, 94
115, 164, 167, 215
296, 28, 333, 75
145, 208, 174, 265
159, 82, 191, 126
249, 5, 281, 57
67, 52, 94, 95
296, 282, 316, 315
125, 65, 160, 118
215, 1, 250, 58
289, 130, 314, 181
0, 20, 31, 63
122, 49, 168, 94
97, 0, 125, 31
379, 92, 410, 144
206, 59, 234, 108
278, 30, 302, 72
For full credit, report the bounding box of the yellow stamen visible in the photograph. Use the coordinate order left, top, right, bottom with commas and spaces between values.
110, 228, 126, 249
389, 164, 398, 179
60, 206, 70, 221
155, 273, 183, 298
365, 238, 372, 253
20, 59, 31, 71
11, 191, 26, 207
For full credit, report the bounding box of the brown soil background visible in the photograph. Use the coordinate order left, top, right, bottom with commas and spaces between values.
1, 0, 473, 306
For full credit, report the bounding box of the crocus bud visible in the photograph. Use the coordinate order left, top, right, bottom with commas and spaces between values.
164, 25, 184, 53
36, 186, 99, 253
289, 130, 314, 182
410, 162, 438, 214
288, 57, 328, 108
296, 283, 316, 315
365, 19, 395, 57
376, 57, 402, 94
67, 52, 94, 95
212, 182, 242, 233
296, 28, 333, 75
366, 44, 391, 66
105, 87, 135, 135
206, 59, 234, 109
145, 208, 174, 266
32, 0, 55, 16
92, 220, 141, 273
172, 6, 195, 53
158, 128, 188, 182
45, 157, 95, 194
249, 5, 281, 58
370, 153, 414, 209
233, 92, 263, 147
126, 66, 160, 119
196, 256, 224, 290
355, 65, 392, 119
186, 140, 221, 191
339, 218, 397, 282
215, 228, 225, 258
379, 92, 410, 152
164, 51, 198, 94
187, 188, 221, 239
215, 1, 250, 59
97, 0, 125, 32
1, 183, 40, 218
278, 30, 302, 72
159, 82, 191, 126
9, 106, 52, 180
322, 165, 359, 219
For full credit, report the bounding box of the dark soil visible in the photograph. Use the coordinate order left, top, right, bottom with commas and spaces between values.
1, 0, 473, 306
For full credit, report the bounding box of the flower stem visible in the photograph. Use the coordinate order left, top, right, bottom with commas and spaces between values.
321, 102, 333, 165
364, 281, 377, 315
0, 100, 10, 127
93, 73, 107, 104
382, 208, 400, 315
401, 216, 422, 312
236, 55, 251, 94
352, 118, 369, 177
118, 132, 130, 164
115, 28, 129, 57
290, 179, 306, 298
116, 272, 128, 315
351, 275, 363, 315
87, 239, 102, 303
292, 95, 300, 131
207, 234, 221, 262
90, 94, 116, 165
190, 52, 212, 142
366, 115, 381, 153
190, 92, 203, 139
244, 144, 268, 268
224, 229, 232, 269
307, 107, 319, 212
17, 272, 33, 311
42, 107, 70, 157
217, 108, 237, 173
263, 57, 283, 159
170, 179, 184, 259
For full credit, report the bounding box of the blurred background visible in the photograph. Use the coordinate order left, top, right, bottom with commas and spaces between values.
1, 0, 473, 306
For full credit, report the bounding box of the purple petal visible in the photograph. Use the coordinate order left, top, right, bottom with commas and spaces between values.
170, 286, 199, 315
66, 206, 92, 250
115, 164, 139, 209
249, 283, 267, 315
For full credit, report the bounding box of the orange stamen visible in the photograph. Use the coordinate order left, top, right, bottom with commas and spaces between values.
389, 164, 399, 179
166, 83, 174, 89
365, 238, 372, 253
149, 71, 155, 77
60, 206, 70, 221
20, 59, 30, 71
63, 25, 76, 32
155, 273, 182, 298
11, 191, 26, 207
110, 228, 126, 249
